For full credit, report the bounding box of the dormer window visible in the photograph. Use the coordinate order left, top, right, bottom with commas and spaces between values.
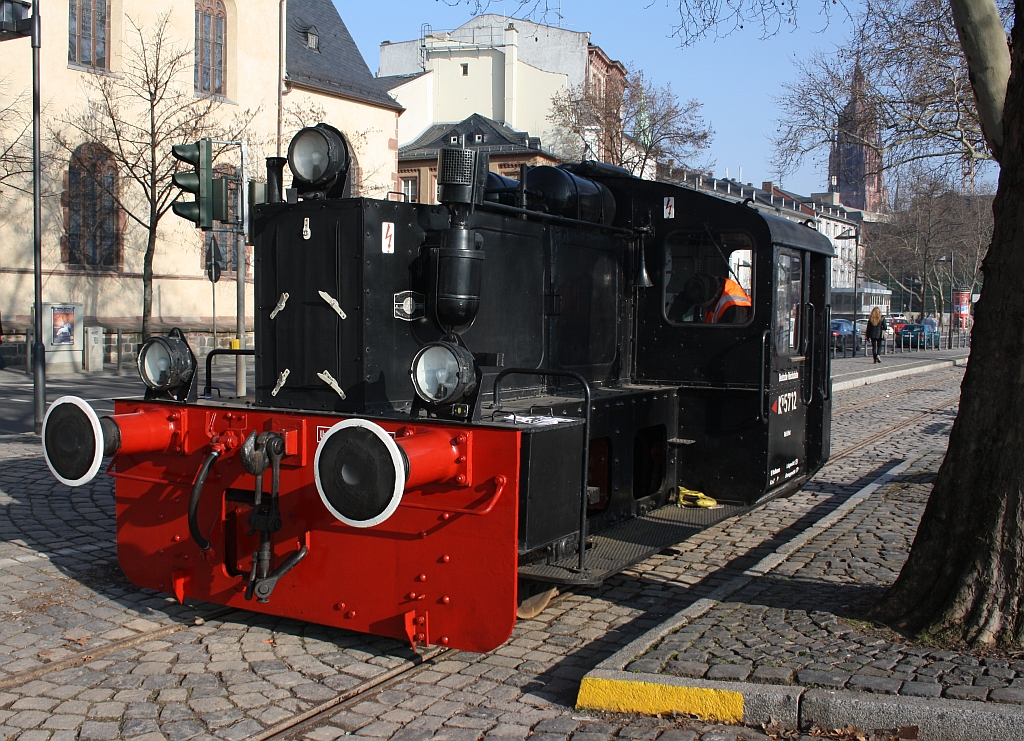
306, 28, 319, 51
449, 135, 459, 144
474, 134, 483, 143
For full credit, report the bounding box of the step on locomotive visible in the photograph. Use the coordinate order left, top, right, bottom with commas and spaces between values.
41, 124, 834, 652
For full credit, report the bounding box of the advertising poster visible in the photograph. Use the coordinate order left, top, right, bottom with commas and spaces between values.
51, 306, 75, 345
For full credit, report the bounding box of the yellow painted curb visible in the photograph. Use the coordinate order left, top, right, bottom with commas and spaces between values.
576, 676, 744, 723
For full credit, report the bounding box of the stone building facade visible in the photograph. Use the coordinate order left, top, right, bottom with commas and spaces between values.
0, 0, 400, 333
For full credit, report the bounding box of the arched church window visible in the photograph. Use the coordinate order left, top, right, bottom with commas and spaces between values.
64, 144, 122, 269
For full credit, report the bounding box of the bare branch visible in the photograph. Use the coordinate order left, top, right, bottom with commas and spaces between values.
771, 0, 992, 187
51, 12, 257, 337
548, 67, 712, 177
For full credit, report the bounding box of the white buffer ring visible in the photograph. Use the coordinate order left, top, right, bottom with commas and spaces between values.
42, 396, 105, 487
313, 418, 405, 528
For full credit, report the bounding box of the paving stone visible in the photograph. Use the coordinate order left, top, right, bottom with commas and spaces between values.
705, 664, 751, 681
846, 675, 902, 694
795, 670, 850, 689
899, 681, 942, 698
749, 666, 794, 684
943, 685, 989, 701
80, 721, 121, 740
988, 687, 1024, 704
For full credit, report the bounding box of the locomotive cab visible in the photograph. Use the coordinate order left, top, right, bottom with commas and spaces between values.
611, 178, 835, 506
38, 126, 832, 653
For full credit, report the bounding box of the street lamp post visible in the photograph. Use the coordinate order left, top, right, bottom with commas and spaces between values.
835, 228, 859, 355
938, 254, 954, 349
1, 0, 44, 433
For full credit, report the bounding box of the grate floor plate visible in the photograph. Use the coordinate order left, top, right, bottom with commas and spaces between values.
518, 501, 749, 585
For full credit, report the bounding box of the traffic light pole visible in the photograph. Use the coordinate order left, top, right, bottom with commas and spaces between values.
236, 142, 248, 397
31, 7, 44, 434
172, 137, 248, 397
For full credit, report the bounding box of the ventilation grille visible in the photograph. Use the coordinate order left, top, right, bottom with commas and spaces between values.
438, 148, 475, 186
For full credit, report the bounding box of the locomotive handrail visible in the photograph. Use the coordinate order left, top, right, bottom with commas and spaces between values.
203, 348, 255, 397
493, 368, 592, 572
803, 303, 816, 406
400, 475, 506, 516
820, 305, 833, 401
758, 331, 770, 424
480, 201, 633, 236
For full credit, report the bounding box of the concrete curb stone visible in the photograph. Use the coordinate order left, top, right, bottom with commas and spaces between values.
801, 688, 1024, 741
578, 671, 1024, 741
830, 356, 968, 393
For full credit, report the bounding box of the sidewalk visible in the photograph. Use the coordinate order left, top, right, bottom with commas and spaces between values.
576, 364, 1024, 740
830, 347, 970, 392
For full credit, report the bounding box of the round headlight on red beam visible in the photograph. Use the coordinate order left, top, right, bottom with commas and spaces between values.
137, 332, 195, 392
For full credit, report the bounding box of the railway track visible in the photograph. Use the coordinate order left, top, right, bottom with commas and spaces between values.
0, 385, 962, 738
249, 394, 966, 740
829, 395, 960, 462
831, 370, 963, 415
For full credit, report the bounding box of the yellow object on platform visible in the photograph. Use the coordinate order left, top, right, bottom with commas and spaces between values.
577, 676, 743, 722
230, 339, 240, 350
678, 487, 718, 508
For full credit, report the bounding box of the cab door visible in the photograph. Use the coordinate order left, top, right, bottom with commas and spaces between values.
766, 247, 809, 490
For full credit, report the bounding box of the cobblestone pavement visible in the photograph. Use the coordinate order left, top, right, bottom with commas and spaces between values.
0, 367, 965, 740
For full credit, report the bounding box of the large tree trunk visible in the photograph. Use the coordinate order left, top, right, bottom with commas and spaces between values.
874, 6, 1024, 644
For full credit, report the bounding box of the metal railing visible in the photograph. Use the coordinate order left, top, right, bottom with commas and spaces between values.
832, 328, 972, 358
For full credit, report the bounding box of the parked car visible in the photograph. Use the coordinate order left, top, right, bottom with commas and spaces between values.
831, 319, 861, 351
886, 314, 909, 334
897, 323, 941, 348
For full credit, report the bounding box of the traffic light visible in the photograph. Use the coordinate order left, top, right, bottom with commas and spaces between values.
172, 139, 213, 229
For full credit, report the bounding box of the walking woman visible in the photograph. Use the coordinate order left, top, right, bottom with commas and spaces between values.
866, 307, 886, 363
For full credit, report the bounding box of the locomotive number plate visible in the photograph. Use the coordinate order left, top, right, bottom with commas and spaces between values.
772, 391, 798, 415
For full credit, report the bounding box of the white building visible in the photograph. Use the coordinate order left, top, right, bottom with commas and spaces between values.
378, 14, 623, 152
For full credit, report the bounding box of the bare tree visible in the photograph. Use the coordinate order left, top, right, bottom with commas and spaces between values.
548, 68, 712, 177
771, 0, 989, 187
0, 78, 33, 200
864, 171, 992, 317
54, 13, 255, 338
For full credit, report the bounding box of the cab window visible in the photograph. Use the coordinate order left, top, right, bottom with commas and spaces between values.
775, 248, 803, 354
663, 231, 753, 325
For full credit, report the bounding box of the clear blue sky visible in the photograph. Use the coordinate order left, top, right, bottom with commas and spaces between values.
335, 0, 857, 196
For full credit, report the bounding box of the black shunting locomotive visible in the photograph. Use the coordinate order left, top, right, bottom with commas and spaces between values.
40, 124, 834, 652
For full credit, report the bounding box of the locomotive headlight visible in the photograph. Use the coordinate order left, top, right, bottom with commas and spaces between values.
288, 125, 348, 186
410, 342, 477, 405
137, 333, 195, 391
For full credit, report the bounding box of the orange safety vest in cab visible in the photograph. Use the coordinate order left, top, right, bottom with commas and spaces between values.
705, 278, 752, 324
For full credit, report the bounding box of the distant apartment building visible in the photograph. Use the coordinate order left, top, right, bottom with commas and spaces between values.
378, 14, 625, 153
